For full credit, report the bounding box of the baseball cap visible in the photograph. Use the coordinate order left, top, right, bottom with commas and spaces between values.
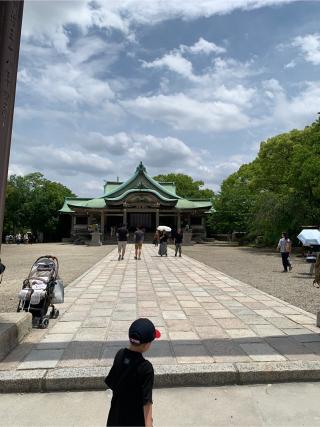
129, 318, 161, 344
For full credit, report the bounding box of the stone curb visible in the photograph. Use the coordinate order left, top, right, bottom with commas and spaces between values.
0, 313, 32, 361
2, 361, 320, 393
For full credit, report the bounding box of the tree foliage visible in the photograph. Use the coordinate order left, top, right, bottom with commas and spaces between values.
210, 118, 320, 244
4, 173, 75, 241
153, 173, 214, 199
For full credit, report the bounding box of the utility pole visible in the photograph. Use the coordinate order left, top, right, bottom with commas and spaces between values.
0, 1, 24, 253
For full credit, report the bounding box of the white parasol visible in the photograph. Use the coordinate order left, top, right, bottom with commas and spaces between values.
297, 229, 320, 246
157, 225, 172, 232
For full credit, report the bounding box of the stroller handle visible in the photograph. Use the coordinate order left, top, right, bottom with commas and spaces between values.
32, 255, 59, 269
29, 255, 59, 279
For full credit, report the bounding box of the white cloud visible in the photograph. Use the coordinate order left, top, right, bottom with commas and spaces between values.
87, 132, 197, 167
292, 33, 320, 65
284, 60, 296, 69
18, 57, 115, 107
262, 79, 320, 128
214, 84, 256, 106
142, 37, 226, 80
15, 144, 115, 177
88, 132, 132, 155
23, 0, 296, 46
8, 164, 26, 177
22, 1, 130, 49
142, 52, 195, 80
180, 38, 226, 55
122, 93, 251, 132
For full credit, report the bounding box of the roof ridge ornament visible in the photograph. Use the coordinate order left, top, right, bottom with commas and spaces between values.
136, 161, 147, 173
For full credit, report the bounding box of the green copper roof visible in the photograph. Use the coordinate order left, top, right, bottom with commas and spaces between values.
59, 163, 212, 213
158, 182, 177, 196
103, 161, 180, 200
104, 181, 122, 194
75, 198, 106, 209
176, 199, 212, 209
105, 189, 176, 203
59, 198, 91, 213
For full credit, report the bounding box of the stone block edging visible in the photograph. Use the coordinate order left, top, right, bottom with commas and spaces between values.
2, 361, 320, 393
0, 313, 32, 361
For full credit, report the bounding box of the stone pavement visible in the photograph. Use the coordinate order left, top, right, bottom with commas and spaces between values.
1, 244, 320, 390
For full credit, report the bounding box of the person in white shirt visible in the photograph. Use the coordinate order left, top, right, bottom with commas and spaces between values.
277, 232, 292, 272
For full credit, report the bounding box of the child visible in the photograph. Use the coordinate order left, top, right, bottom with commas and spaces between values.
105, 318, 161, 426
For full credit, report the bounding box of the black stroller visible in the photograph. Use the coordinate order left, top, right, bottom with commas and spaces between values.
17, 255, 64, 328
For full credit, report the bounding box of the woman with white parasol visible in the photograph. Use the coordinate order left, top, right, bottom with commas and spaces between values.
157, 226, 171, 257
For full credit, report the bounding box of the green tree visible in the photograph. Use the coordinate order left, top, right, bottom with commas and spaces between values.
209, 117, 320, 244
208, 163, 255, 234
3, 173, 74, 241
153, 173, 214, 199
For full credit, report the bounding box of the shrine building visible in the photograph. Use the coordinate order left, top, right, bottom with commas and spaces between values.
59, 162, 212, 242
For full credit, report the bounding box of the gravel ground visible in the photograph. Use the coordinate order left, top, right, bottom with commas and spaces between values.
182, 243, 319, 315
0, 243, 116, 313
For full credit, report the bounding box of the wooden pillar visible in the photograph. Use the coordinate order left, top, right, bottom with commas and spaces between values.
71, 215, 76, 235
201, 215, 207, 238
0, 2, 24, 250
123, 208, 127, 226
177, 211, 181, 230
156, 209, 159, 227
101, 211, 105, 240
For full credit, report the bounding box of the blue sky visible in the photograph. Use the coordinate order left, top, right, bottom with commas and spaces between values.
10, 0, 320, 196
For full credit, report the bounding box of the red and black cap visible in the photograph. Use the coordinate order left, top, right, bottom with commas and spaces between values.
129, 318, 161, 344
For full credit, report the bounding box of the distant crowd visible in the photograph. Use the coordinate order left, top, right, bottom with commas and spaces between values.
5, 232, 36, 244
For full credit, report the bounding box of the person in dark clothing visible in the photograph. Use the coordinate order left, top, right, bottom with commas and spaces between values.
134, 225, 145, 260
117, 224, 129, 261
158, 231, 168, 257
174, 229, 183, 257
105, 318, 161, 427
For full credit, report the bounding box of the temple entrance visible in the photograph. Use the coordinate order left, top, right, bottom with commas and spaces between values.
128, 212, 155, 231
159, 215, 176, 229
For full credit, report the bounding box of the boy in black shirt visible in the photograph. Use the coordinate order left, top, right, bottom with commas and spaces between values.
105, 318, 161, 427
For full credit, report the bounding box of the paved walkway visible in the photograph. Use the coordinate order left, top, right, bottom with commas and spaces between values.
1, 245, 320, 372
3, 383, 320, 426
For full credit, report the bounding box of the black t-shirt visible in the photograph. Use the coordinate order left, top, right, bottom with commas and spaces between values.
117, 227, 128, 241
105, 348, 154, 426
175, 233, 183, 244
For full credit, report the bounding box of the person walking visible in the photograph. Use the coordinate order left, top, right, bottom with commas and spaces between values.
153, 230, 159, 247
105, 318, 160, 427
158, 231, 168, 257
277, 232, 292, 272
134, 225, 145, 260
116, 224, 129, 261
174, 228, 183, 257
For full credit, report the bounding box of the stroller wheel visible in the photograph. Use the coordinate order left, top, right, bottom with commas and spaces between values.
50, 308, 59, 319
40, 317, 49, 328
